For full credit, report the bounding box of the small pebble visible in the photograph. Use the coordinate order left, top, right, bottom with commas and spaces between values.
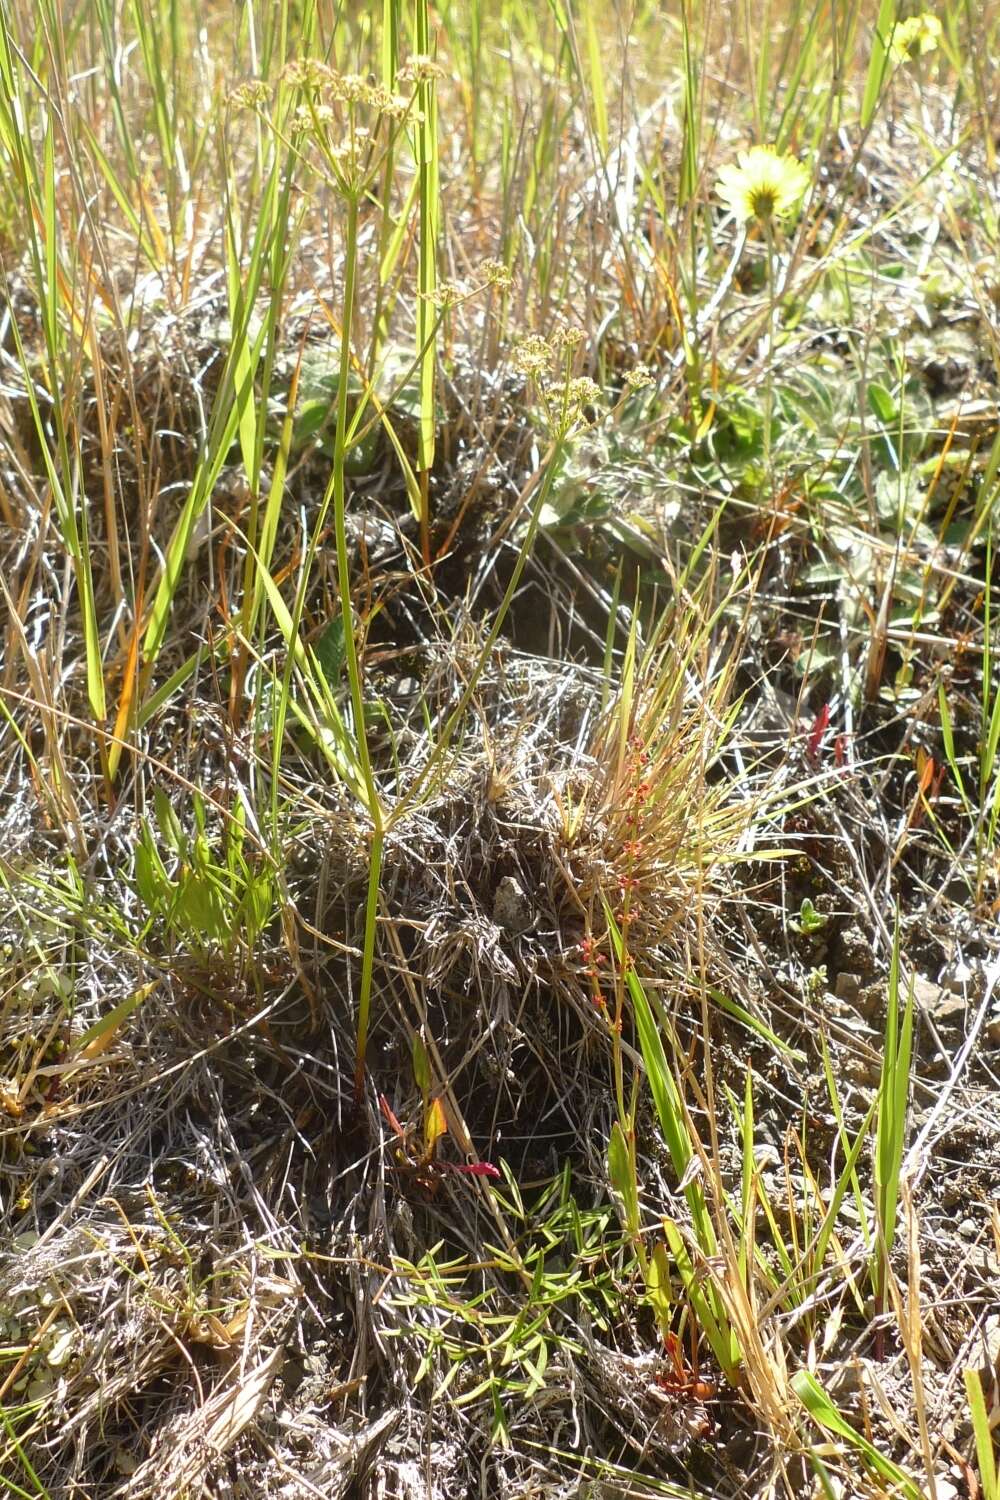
834, 972, 860, 1004
942, 960, 976, 996
493, 876, 532, 935
911, 975, 944, 1012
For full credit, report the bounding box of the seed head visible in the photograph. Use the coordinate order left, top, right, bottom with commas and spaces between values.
423, 281, 467, 310
282, 58, 334, 91
228, 80, 271, 110
513, 335, 553, 378
625, 364, 653, 391
333, 72, 371, 104
565, 376, 601, 410
480, 259, 513, 291
398, 55, 444, 85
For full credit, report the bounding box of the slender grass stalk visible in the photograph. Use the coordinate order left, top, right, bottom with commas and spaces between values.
872, 907, 915, 1304
861, 0, 897, 129
793, 1370, 922, 1500
414, 1, 439, 563
328, 194, 386, 1100
330, 194, 381, 825
964, 1368, 1000, 1500
678, 0, 700, 207
581, 0, 608, 159
259, 181, 384, 1095
141, 165, 280, 675
978, 521, 1000, 870
820, 1028, 873, 1254
0, 32, 107, 732
762, 223, 778, 487
604, 903, 741, 1382
0, 1402, 49, 1499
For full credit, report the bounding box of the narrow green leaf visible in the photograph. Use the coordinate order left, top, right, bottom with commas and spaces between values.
72, 981, 157, 1056
662, 1218, 738, 1382
710, 988, 805, 1060
647, 1241, 673, 1343
608, 1121, 639, 1235
937, 681, 971, 815
861, 0, 897, 129
964, 1368, 999, 1500
136, 649, 205, 727
867, 380, 897, 426
604, 902, 690, 1183
414, 0, 439, 477
412, 1032, 432, 1100
313, 616, 347, 689
153, 788, 185, 856
874, 907, 914, 1291
793, 1370, 921, 1500
583, 1, 607, 157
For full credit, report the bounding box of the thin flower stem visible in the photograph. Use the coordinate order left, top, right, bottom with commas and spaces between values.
330, 192, 387, 1102
353, 826, 384, 1102
333, 192, 383, 832
763, 222, 777, 486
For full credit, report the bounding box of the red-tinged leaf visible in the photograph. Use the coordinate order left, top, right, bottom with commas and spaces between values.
379, 1094, 405, 1139
663, 1330, 685, 1377
448, 1161, 501, 1179
807, 703, 830, 760
915, 748, 934, 795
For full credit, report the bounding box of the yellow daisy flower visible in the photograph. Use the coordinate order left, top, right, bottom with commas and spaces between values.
888, 13, 942, 64
716, 145, 811, 227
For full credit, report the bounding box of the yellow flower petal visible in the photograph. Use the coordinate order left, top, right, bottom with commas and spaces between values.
715, 145, 810, 226
888, 13, 943, 65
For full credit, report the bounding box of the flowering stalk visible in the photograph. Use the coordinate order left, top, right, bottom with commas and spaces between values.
762, 220, 777, 483
715, 144, 809, 493
264, 66, 418, 1099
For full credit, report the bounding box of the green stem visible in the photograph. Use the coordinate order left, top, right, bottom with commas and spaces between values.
265, 189, 385, 1101
331, 195, 386, 1102
353, 826, 384, 1101
763, 222, 777, 485
333, 193, 382, 831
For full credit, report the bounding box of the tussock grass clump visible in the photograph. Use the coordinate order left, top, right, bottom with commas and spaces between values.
564, 603, 752, 974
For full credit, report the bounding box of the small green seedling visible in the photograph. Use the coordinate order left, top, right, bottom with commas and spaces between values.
791, 898, 827, 935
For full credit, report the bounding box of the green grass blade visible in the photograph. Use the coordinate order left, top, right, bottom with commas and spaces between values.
603, 902, 692, 1186
582, 0, 608, 158
413, 3, 439, 495
793, 1371, 922, 1500
873, 907, 915, 1296
861, 0, 896, 128
964, 1369, 1000, 1500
